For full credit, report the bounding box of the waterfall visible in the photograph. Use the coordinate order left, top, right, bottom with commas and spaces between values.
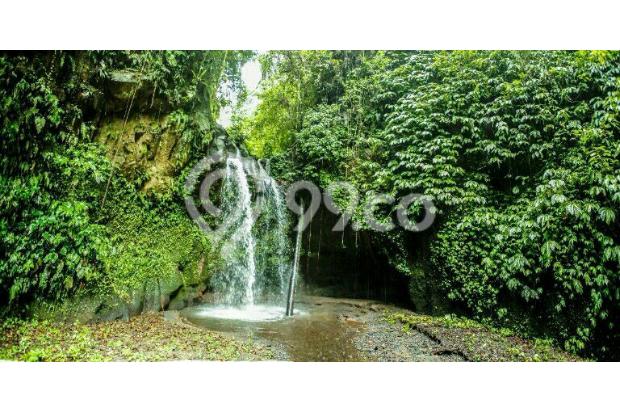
210, 153, 291, 308
212, 155, 258, 305
262, 172, 290, 299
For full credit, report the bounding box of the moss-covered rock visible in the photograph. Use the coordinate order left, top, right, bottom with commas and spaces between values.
96, 115, 189, 192
104, 69, 158, 112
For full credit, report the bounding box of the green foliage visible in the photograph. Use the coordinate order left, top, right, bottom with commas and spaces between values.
242, 51, 364, 157
1, 51, 247, 308
0, 53, 109, 304
92, 50, 254, 114
400, 51, 620, 358
243, 50, 620, 359
101, 202, 213, 301
295, 104, 349, 185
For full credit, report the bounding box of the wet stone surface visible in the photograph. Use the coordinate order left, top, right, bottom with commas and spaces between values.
351, 309, 465, 362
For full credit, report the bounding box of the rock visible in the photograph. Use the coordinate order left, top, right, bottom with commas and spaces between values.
167, 283, 208, 311
141, 277, 186, 312
96, 115, 186, 192
105, 69, 168, 113
68, 294, 131, 322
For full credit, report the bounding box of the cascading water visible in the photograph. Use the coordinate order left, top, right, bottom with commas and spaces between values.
211, 155, 258, 305
260, 166, 290, 299
202, 152, 297, 321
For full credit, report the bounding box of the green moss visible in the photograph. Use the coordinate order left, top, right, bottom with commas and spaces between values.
385, 312, 483, 330
100, 202, 218, 302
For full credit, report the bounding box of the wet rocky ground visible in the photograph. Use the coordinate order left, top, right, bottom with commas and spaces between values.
305, 297, 464, 361
347, 305, 465, 361
182, 296, 579, 361
1, 296, 580, 362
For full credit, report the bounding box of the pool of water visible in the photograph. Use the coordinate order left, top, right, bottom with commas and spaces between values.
185, 304, 300, 322
181, 297, 367, 361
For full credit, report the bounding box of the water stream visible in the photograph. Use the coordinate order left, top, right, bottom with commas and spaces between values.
261, 167, 290, 298
200, 151, 293, 320
211, 155, 259, 305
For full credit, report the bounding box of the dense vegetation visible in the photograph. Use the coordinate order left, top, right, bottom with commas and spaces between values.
1, 51, 618, 360
0, 51, 251, 312
235, 51, 620, 359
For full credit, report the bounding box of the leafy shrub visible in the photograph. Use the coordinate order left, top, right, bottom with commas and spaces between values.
243, 50, 620, 358
0, 53, 108, 304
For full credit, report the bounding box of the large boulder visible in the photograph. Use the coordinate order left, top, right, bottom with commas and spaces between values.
105, 69, 169, 113
96, 115, 189, 192
167, 283, 209, 311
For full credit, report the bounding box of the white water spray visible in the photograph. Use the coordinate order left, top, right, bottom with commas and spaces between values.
262, 173, 290, 298
210, 153, 294, 313
213, 155, 258, 305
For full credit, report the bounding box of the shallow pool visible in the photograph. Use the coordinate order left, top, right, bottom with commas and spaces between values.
181, 296, 366, 361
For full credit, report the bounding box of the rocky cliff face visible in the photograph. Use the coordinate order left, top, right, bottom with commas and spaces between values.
94, 70, 196, 193
68, 70, 220, 321
72, 69, 257, 322
96, 115, 186, 192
